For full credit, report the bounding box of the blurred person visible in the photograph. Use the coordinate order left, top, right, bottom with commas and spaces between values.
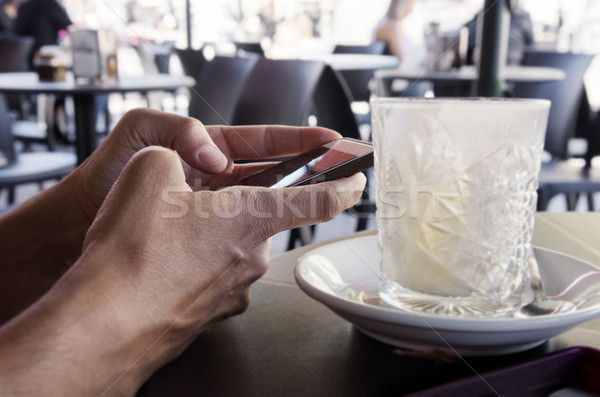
373, 0, 418, 63
13, 0, 75, 144
0, 0, 23, 33
465, 2, 534, 66
12, 0, 72, 61
0, 109, 365, 395
507, 3, 534, 65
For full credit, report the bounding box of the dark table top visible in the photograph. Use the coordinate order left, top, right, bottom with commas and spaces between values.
140, 212, 600, 396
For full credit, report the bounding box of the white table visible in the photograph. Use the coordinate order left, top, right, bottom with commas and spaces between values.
375, 65, 565, 84
375, 65, 566, 96
299, 53, 399, 71
0, 72, 194, 164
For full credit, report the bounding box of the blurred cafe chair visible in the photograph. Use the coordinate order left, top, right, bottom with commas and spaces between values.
0, 95, 76, 205
332, 42, 390, 139
233, 41, 265, 56
579, 109, 600, 210
312, 65, 361, 141
312, 61, 377, 233
0, 34, 34, 74
0, 35, 58, 151
232, 58, 325, 127
133, 41, 175, 77
175, 48, 209, 80
232, 58, 358, 249
132, 41, 176, 111
232, 57, 361, 142
187, 55, 258, 125
333, 42, 386, 103
510, 51, 598, 210
11, 94, 59, 151
585, 107, 600, 170
153, 42, 175, 75
0, 34, 33, 120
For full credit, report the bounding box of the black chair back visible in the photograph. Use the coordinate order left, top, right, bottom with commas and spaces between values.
0, 35, 35, 119
233, 42, 264, 56
134, 41, 173, 75
188, 55, 258, 125
333, 42, 387, 102
233, 58, 325, 126
313, 66, 361, 140
154, 42, 174, 74
512, 51, 594, 159
0, 35, 34, 72
585, 110, 600, 167
175, 48, 208, 80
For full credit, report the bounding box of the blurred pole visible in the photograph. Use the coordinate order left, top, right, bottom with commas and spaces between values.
186, 0, 192, 49
477, 0, 510, 97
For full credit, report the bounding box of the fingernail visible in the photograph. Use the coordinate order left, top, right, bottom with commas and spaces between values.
198, 145, 226, 166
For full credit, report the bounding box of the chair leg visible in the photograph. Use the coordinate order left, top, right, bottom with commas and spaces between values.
298, 225, 315, 246
355, 171, 375, 231
356, 216, 369, 232
566, 193, 579, 211
536, 187, 552, 211
587, 193, 596, 211
287, 228, 300, 251
355, 187, 369, 232
287, 226, 315, 250
7, 187, 15, 204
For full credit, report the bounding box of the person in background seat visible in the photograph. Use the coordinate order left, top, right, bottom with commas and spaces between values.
0, 0, 23, 33
373, 0, 418, 64
465, 1, 534, 66
12, 0, 71, 65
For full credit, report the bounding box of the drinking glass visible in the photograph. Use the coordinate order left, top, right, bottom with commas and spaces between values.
371, 97, 550, 317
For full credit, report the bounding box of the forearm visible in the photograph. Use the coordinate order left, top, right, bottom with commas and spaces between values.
0, 250, 174, 396
0, 173, 90, 323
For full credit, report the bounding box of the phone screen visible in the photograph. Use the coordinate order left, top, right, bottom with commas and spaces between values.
230, 139, 373, 188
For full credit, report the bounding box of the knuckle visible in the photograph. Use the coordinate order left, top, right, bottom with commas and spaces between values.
230, 290, 251, 316
248, 253, 270, 280
121, 107, 151, 123
129, 146, 178, 167
177, 116, 206, 137
256, 260, 269, 278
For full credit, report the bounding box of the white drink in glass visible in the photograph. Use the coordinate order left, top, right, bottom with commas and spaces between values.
371, 98, 550, 317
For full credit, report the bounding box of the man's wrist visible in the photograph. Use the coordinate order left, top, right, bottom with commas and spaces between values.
0, 250, 167, 396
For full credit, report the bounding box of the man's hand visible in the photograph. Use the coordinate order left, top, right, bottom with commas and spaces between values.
0, 146, 366, 396
71, 108, 342, 225
0, 109, 342, 323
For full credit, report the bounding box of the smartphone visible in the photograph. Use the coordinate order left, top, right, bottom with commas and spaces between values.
225, 138, 373, 188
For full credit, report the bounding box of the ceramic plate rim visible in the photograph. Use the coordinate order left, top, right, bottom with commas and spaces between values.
294, 235, 600, 333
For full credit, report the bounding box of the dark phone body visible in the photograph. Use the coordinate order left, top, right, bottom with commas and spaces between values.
226, 138, 373, 188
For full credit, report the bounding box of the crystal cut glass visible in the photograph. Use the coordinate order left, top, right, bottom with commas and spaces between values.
372, 98, 550, 317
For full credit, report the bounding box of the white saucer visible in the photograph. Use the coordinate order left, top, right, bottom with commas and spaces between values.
294, 235, 600, 356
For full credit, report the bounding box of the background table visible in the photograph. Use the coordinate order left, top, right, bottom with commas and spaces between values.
375, 65, 566, 97
376, 65, 566, 84
139, 212, 600, 396
0, 72, 194, 164
299, 53, 399, 71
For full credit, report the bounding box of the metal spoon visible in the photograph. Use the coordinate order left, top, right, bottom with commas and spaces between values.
551, 271, 600, 309
515, 250, 575, 318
